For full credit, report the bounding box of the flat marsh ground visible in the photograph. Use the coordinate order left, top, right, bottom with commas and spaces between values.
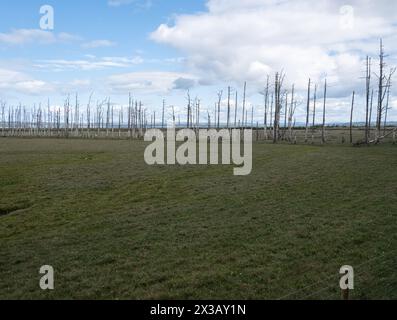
0, 138, 396, 299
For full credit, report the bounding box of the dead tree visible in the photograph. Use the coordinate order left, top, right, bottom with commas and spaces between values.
251, 105, 254, 128
65, 95, 70, 138
106, 98, 111, 136
311, 84, 317, 144
305, 78, 311, 143
214, 103, 217, 128
375, 40, 396, 142
162, 99, 165, 129
186, 91, 191, 129
242, 82, 247, 129
273, 72, 285, 143
196, 98, 201, 130
383, 80, 391, 135
86, 93, 93, 136
269, 93, 274, 137
287, 85, 296, 142
365, 57, 371, 144
227, 86, 231, 129
283, 92, 288, 140
262, 76, 270, 140
1, 101, 5, 135
368, 89, 374, 140
234, 91, 238, 128
217, 90, 222, 129
74, 93, 79, 133
322, 79, 327, 144
350, 91, 355, 144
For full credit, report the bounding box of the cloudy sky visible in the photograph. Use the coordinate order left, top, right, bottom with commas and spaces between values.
0, 0, 397, 123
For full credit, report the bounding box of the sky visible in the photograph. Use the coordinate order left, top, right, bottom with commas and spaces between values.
0, 0, 397, 124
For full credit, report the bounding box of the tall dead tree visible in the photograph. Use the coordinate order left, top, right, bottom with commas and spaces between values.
86, 93, 93, 135
65, 95, 70, 138
74, 93, 79, 132
1, 101, 5, 135
287, 85, 295, 142
350, 91, 355, 144
217, 91, 222, 129
251, 105, 254, 128
227, 86, 231, 129
162, 99, 165, 129
311, 84, 317, 143
322, 79, 327, 144
269, 93, 274, 137
283, 92, 288, 139
196, 99, 201, 130
186, 91, 191, 129
369, 89, 374, 139
106, 98, 111, 136
128, 93, 132, 135
375, 40, 395, 142
273, 72, 285, 143
365, 57, 371, 144
242, 82, 247, 129
376, 39, 384, 141
234, 91, 238, 128
383, 84, 391, 135
214, 103, 217, 128
305, 78, 311, 143
263, 76, 270, 140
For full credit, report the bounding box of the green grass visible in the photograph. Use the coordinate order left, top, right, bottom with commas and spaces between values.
0, 138, 396, 300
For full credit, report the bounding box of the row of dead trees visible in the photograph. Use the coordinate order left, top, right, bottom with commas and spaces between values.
265, 39, 396, 145
1, 40, 396, 144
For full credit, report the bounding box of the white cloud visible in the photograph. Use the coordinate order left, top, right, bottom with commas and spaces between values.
82, 40, 117, 49
0, 68, 54, 95
106, 71, 197, 94
151, 0, 397, 94
0, 29, 80, 45
34, 56, 144, 71
108, 0, 152, 9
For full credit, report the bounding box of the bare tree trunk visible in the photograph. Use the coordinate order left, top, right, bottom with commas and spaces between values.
350, 91, 355, 144
217, 91, 222, 129
187, 91, 191, 129
283, 92, 288, 140
288, 85, 295, 142
365, 57, 371, 144
376, 39, 384, 141
305, 78, 311, 143
369, 89, 374, 140
270, 94, 274, 138
251, 105, 254, 128
273, 72, 284, 143
162, 99, 165, 129
234, 91, 238, 128
322, 79, 327, 144
227, 86, 231, 129
264, 77, 269, 140
311, 84, 317, 144
242, 82, 246, 129
383, 85, 391, 135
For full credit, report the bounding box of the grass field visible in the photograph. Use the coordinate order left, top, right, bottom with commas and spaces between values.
0, 138, 396, 300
